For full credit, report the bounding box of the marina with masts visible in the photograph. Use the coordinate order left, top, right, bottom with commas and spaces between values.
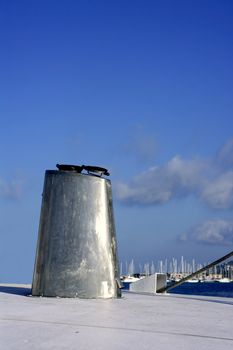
121, 257, 233, 283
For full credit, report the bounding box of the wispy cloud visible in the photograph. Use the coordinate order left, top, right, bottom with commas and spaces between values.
180, 219, 233, 246
215, 138, 233, 170
0, 178, 22, 200
201, 171, 233, 209
122, 126, 157, 163
116, 139, 233, 209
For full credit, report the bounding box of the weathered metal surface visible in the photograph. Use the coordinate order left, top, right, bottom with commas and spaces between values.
32, 169, 121, 298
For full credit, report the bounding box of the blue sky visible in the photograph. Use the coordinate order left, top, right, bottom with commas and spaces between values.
0, 0, 233, 282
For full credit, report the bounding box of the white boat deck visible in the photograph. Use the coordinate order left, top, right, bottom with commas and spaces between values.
1, 284, 233, 350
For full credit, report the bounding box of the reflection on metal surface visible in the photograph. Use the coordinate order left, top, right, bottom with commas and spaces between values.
32, 167, 121, 298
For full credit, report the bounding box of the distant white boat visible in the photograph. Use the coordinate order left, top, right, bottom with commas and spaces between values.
187, 279, 199, 283
121, 276, 142, 283
218, 278, 231, 283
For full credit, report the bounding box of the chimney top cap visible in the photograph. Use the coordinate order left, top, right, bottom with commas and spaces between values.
56, 164, 110, 177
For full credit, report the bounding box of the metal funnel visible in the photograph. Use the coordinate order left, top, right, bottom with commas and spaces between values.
32, 164, 121, 298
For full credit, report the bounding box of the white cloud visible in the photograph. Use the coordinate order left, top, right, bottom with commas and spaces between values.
116, 139, 233, 209
0, 178, 22, 200
202, 171, 233, 209
116, 156, 204, 205
180, 219, 233, 246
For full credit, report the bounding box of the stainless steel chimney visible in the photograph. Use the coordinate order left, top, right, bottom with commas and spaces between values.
32, 164, 121, 298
